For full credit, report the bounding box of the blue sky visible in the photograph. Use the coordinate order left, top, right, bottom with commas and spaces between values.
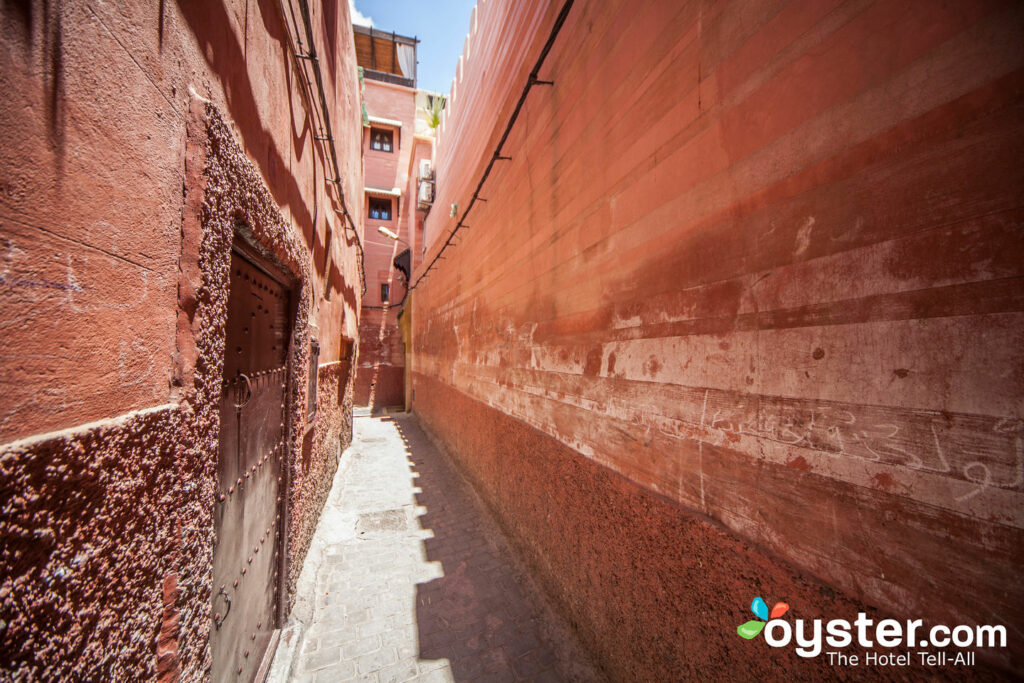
350, 0, 477, 95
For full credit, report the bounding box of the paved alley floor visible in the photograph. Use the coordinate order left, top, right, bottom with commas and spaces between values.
270, 414, 603, 683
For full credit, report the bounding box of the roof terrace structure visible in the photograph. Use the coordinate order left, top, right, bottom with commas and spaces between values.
353, 24, 418, 88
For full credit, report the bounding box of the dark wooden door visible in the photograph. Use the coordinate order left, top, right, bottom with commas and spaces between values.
211, 246, 292, 681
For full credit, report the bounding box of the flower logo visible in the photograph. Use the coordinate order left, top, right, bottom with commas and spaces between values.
737, 596, 789, 639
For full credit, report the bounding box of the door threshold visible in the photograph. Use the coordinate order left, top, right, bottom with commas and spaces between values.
254, 629, 281, 683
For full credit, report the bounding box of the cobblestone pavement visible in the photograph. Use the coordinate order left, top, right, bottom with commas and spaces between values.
272, 414, 603, 682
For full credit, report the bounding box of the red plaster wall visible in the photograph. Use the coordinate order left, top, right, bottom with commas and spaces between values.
394, 136, 433, 410
407, 136, 433, 269
413, 0, 1024, 676
354, 78, 417, 409
364, 81, 417, 191
0, 0, 363, 678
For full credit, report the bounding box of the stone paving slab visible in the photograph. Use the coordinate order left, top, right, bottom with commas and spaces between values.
272, 414, 603, 682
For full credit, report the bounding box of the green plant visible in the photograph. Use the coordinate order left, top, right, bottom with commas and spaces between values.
422, 95, 446, 130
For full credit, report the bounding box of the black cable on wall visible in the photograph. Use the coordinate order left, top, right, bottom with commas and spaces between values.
410, 0, 576, 291
282, 0, 368, 295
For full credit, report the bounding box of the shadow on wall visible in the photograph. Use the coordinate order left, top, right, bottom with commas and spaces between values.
385, 417, 590, 681
5, 0, 67, 169
327, 248, 360, 316
176, 0, 314, 245
354, 365, 404, 409
176, 0, 359, 307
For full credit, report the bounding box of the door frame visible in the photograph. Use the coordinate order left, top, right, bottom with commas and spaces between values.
182, 101, 322, 679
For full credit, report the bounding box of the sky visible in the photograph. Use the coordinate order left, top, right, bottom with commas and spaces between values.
350, 0, 477, 95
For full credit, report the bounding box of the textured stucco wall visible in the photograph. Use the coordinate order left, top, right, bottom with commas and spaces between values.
412, 0, 1024, 676
288, 359, 355, 598
414, 375, 953, 681
0, 0, 363, 678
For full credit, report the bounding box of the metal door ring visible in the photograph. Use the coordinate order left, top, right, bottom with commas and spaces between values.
214, 587, 231, 629
234, 373, 253, 409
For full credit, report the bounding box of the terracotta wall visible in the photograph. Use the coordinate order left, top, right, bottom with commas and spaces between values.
354, 79, 416, 408
407, 136, 433, 267
0, 0, 363, 678
412, 0, 1024, 677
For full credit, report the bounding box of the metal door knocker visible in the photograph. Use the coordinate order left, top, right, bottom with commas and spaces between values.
234, 373, 253, 410
214, 587, 231, 629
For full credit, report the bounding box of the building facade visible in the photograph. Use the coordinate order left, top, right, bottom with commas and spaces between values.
0, 1, 365, 679
410, 0, 1024, 678
352, 26, 434, 411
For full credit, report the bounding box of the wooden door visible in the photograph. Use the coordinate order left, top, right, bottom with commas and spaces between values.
211, 245, 292, 681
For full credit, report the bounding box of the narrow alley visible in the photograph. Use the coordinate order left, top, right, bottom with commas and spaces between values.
270, 415, 601, 682
2, 0, 1022, 680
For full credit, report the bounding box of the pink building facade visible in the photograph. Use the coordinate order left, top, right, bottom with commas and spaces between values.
353, 28, 435, 411
353, 29, 417, 410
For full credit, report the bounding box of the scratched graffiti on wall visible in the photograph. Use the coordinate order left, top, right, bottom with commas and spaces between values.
417, 302, 1024, 527
690, 390, 1023, 493
0, 234, 171, 440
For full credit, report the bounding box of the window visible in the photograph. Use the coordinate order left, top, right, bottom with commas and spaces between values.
370, 128, 393, 152
380, 283, 390, 303
368, 197, 392, 220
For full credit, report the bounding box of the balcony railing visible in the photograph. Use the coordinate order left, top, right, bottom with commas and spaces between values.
363, 68, 414, 89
